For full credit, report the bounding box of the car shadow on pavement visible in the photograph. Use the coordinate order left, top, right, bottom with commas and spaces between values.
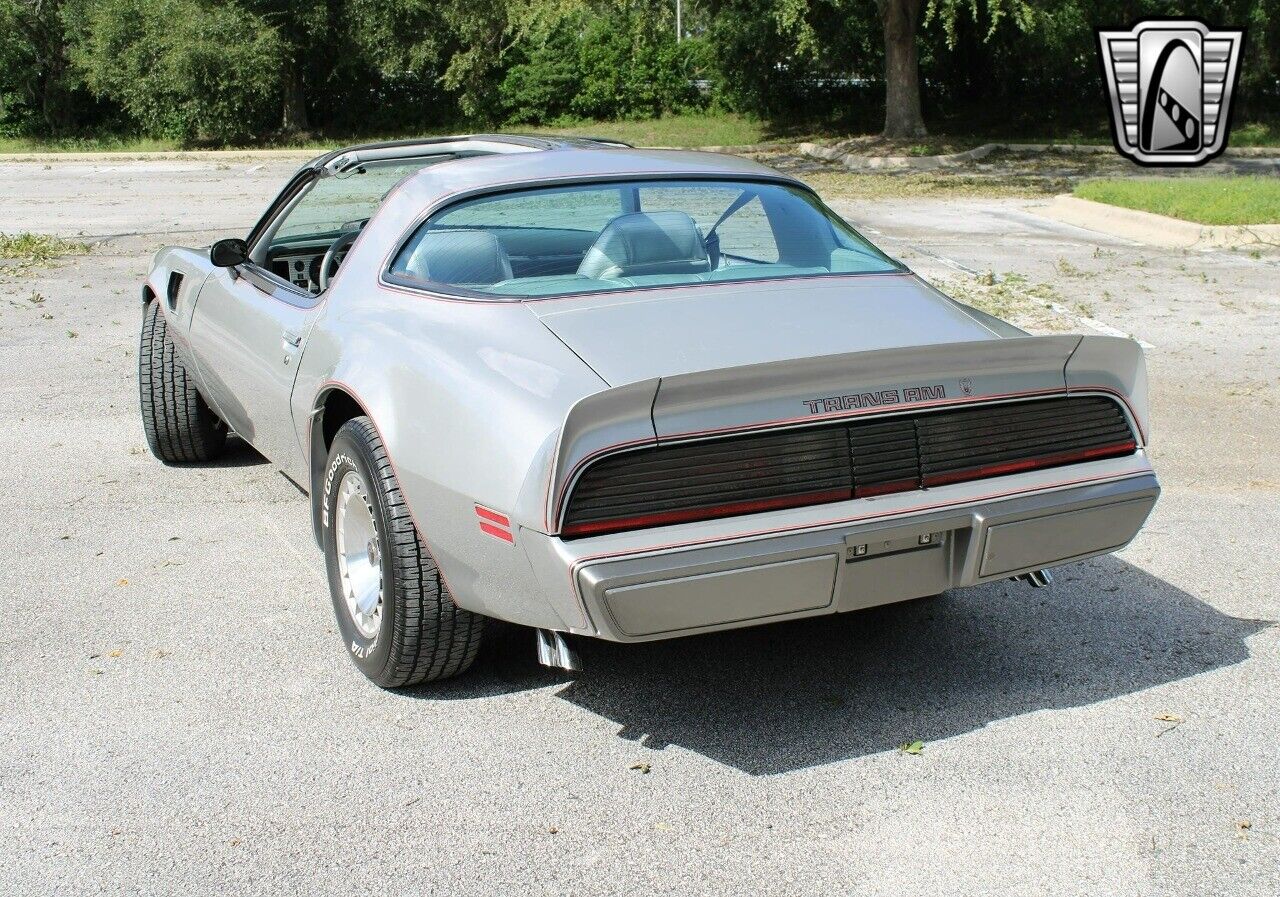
177, 434, 269, 468
420, 554, 1272, 775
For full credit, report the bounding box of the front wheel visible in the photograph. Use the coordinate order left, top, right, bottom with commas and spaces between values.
139, 299, 226, 463
322, 417, 484, 687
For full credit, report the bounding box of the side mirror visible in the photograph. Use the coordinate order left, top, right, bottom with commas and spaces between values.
210, 238, 249, 268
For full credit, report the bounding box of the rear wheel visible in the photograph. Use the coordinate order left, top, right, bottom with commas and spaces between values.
138, 299, 227, 463
322, 417, 484, 687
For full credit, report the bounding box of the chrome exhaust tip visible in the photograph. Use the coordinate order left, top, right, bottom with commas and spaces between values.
1014, 568, 1054, 588
535, 629, 582, 672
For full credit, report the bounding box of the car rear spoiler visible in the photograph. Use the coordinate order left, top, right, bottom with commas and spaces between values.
544, 335, 1149, 532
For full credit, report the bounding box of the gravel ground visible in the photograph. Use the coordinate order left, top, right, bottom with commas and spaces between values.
1, 157, 1277, 896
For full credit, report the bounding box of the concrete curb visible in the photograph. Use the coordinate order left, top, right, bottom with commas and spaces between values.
1036, 195, 1280, 249
798, 141, 1117, 171
799, 140, 1280, 171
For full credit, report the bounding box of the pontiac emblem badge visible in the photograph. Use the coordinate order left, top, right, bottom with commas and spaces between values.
1097, 19, 1244, 166
959, 377, 974, 396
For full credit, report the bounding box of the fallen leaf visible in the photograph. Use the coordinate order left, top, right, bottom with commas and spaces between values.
1238, 820, 1252, 831
899, 740, 925, 755
108, 649, 123, 658
116, 578, 128, 586
629, 761, 651, 774
547, 826, 558, 835
1154, 713, 1184, 723
654, 821, 673, 831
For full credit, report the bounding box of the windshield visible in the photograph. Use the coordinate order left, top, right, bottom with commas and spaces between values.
387, 179, 902, 299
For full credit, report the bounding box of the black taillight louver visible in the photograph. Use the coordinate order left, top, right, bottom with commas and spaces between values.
561, 396, 1136, 538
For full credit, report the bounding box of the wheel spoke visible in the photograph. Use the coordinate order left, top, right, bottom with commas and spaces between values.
334, 469, 383, 640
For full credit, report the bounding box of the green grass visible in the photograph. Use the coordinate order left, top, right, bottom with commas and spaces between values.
0, 113, 776, 154
0, 232, 90, 263
523, 113, 774, 147
0, 134, 186, 153
2, 111, 1276, 155
1074, 176, 1280, 225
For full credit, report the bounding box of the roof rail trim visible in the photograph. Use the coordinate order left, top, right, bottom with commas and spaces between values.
306, 133, 633, 173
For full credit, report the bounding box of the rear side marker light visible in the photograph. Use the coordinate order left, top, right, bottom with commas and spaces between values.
475, 505, 514, 543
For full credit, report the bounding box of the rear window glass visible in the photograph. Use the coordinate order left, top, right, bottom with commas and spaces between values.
387, 178, 902, 299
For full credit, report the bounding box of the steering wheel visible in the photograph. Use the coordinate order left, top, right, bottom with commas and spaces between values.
318, 229, 361, 292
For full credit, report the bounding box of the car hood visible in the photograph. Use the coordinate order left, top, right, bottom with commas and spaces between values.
526, 273, 1001, 386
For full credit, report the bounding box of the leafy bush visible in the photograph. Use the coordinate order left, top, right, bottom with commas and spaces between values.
70, 0, 283, 145
500, 7, 706, 125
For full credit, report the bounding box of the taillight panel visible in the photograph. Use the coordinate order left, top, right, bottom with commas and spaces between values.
560, 396, 1137, 539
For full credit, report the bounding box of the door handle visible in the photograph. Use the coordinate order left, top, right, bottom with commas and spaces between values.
282, 330, 303, 348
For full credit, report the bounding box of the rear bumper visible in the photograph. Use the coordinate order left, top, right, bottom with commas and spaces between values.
524, 462, 1159, 642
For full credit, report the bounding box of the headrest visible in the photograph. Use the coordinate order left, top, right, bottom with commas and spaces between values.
403, 229, 513, 286
577, 211, 710, 280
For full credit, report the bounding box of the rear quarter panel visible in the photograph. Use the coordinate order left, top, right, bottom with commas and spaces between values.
292, 283, 607, 628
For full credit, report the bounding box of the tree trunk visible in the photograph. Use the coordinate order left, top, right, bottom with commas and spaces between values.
878, 0, 927, 138
281, 57, 309, 133
39, 61, 76, 136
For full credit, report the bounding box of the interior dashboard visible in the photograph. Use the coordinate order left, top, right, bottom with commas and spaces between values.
270, 249, 327, 293
268, 242, 352, 295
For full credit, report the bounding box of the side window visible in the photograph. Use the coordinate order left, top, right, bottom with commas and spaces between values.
270, 161, 431, 248
255, 156, 453, 294
714, 196, 780, 263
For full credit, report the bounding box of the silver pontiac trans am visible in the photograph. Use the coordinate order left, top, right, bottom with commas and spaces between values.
139, 136, 1160, 687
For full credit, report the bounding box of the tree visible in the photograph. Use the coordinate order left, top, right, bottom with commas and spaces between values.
501, 2, 704, 124
0, 0, 78, 134
239, 0, 344, 134
877, 0, 925, 136
70, 0, 284, 144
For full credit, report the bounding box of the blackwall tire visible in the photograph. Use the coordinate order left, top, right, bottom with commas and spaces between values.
322, 416, 484, 687
138, 299, 227, 463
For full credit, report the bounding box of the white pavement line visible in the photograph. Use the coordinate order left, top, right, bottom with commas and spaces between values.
1049, 301, 1156, 349
910, 247, 983, 276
